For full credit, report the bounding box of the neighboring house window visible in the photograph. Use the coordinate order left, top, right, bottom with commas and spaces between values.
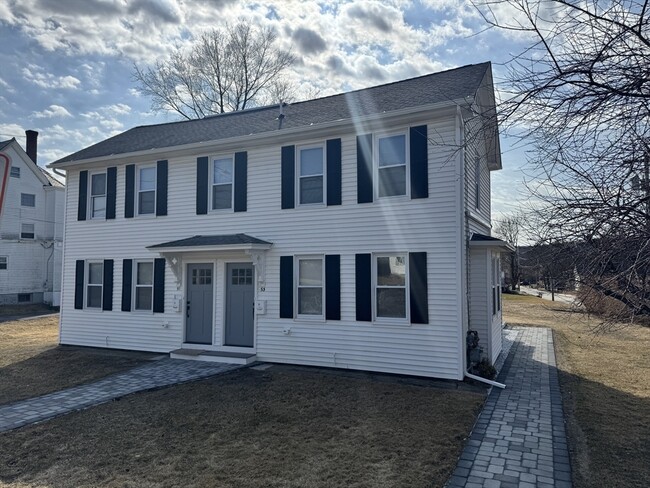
134, 261, 154, 311
375, 254, 408, 319
138, 166, 156, 215
0, 256, 7, 270
296, 256, 324, 317
10, 166, 20, 178
17, 293, 31, 303
20, 223, 35, 239
86, 262, 103, 309
212, 156, 233, 210
475, 158, 481, 210
377, 133, 408, 198
492, 256, 501, 315
298, 145, 324, 204
90, 172, 107, 219
21, 193, 35, 207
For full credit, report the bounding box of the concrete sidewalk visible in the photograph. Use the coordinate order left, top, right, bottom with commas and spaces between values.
519, 286, 575, 305
446, 327, 572, 488
0, 359, 243, 433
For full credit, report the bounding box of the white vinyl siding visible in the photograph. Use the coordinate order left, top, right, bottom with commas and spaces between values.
59, 114, 467, 379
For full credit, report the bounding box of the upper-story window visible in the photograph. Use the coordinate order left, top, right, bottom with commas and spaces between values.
212, 156, 233, 210
376, 133, 408, 198
138, 166, 156, 215
298, 145, 324, 205
90, 172, 106, 219
10, 166, 20, 178
20, 223, 35, 239
21, 193, 35, 207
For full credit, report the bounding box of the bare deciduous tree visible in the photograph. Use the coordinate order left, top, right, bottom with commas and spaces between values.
133, 23, 295, 119
474, 0, 650, 323
494, 213, 524, 290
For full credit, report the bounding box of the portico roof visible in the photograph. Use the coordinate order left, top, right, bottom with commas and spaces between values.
147, 234, 272, 253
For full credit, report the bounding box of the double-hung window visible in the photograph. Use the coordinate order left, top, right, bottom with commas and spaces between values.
138, 166, 156, 215
20, 223, 35, 239
212, 156, 233, 210
375, 254, 408, 319
21, 193, 35, 207
90, 172, 107, 218
377, 133, 407, 198
0, 256, 7, 270
86, 262, 103, 308
298, 145, 324, 204
134, 261, 153, 311
296, 257, 324, 317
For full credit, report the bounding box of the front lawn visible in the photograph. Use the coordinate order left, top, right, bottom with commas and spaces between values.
503, 293, 650, 488
0, 315, 154, 405
0, 365, 484, 487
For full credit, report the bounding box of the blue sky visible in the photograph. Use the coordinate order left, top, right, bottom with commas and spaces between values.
0, 0, 533, 220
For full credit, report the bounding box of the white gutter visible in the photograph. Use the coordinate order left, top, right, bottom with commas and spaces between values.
465, 371, 506, 389
48, 99, 471, 169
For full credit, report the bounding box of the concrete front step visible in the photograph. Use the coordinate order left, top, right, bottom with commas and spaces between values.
170, 348, 257, 365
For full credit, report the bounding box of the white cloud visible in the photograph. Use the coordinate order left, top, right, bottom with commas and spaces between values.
22, 65, 81, 89
32, 104, 73, 119
0, 123, 25, 141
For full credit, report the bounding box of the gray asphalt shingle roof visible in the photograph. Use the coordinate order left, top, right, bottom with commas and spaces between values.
53, 62, 491, 166
0, 138, 14, 152
147, 234, 272, 249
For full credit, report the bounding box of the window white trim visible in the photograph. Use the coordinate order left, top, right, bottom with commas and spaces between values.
296, 143, 326, 206
20, 193, 36, 207
133, 260, 154, 312
88, 170, 107, 220
85, 260, 104, 309
136, 164, 157, 216
294, 255, 325, 320
374, 130, 410, 200
10, 166, 20, 178
20, 222, 35, 240
372, 253, 410, 325
0, 256, 7, 270
210, 154, 234, 211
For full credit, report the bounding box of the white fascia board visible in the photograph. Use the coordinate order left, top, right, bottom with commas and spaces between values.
468, 240, 515, 252
48, 99, 470, 170
148, 243, 272, 254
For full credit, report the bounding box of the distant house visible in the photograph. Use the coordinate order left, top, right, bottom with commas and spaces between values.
0, 131, 65, 306
50, 62, 509, 379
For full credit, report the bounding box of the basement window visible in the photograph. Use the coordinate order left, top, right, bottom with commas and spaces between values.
17, 293, 31, 303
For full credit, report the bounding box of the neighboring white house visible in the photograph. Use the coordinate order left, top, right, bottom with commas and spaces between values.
0, 132, 65, 306
50, 62, 509, 380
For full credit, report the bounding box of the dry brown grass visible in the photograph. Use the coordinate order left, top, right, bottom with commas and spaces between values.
0, 365, 484, 488
0, 316, 152, 405
503, 294, 650, 488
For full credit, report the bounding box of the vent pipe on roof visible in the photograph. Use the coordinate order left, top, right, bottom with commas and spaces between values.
26, 130, 38, 164
277, 101, 285, 130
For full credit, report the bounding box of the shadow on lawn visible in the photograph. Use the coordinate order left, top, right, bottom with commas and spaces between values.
0, 346, 154, 406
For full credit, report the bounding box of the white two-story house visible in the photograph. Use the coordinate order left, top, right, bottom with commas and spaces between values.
0, 132, 65, 306
50, 62, 508, 380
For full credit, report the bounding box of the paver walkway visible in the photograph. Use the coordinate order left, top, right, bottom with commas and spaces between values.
447, 327, 572, 488
0, 359, 242, 433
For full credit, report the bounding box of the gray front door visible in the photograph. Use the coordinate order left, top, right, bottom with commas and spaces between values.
225, 263, 255, 347
185, 263, 213, 344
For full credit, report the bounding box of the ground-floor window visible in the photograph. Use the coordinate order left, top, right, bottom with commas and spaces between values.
296, 256, 324, 317
134, 261, 154, 311
0, 256, 6, 270
86, 262, 103, 309
374, 254, 408, 320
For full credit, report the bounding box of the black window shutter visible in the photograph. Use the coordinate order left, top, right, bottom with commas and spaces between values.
279, 256, 293, 318
196, 156, 209, 215
234, 151, 247, 212
325, 255, 341, 320
156, 159, 168, 216
281, 145, 295, 209
410, 125, 428, 199
153, 258, 165, 313
77, 170, 88, 221
125, 164, 135, 218
102, 259, 114, 311
122, 259, 133, 312
355, 253, 372, 321
356, 134, 373, 203
106, 167, 117, 219
326, 138, 342, 206
74, 260, 84, 309
409, 252, 428, 324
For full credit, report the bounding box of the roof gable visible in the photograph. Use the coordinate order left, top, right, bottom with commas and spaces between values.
52, 62, 493, 166
0, 138, 64, 187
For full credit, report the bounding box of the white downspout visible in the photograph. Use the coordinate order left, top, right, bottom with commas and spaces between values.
465, 371, 506, 389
